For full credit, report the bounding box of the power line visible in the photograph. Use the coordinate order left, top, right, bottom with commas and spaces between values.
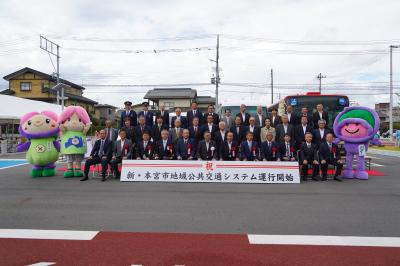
63, 46, 215, 54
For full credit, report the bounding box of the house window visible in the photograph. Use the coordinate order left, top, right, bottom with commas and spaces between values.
108, 108, 112, 115
20, 82, 32, 91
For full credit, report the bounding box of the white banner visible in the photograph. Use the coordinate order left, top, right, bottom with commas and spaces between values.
120, 160, 300, 184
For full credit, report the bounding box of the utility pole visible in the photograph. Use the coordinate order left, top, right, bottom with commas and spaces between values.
389, 45, 399, 141
215, 34, 220, 107
317, 73, 326, 93
270, 68, 274, 104
40, 35, 63, 110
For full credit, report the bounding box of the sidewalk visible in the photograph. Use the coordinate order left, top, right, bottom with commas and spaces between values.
368, 148, 400, 158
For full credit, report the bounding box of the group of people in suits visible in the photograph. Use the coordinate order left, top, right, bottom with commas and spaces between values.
83, 101, 344, 182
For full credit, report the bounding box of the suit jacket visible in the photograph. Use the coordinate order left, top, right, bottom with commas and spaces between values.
154, 110, 169, 128
253, 113, 266, 127
312, 128, 331, 147
189, 125, 203, 143
202, 112, 220, 125
214, 130, 228, 159
318, 142, 341, 161
151, 124, 169, 143
240, 140, 259, 161
294, 124, 314, 146
171, 115, 188, 129
91, 138, 113, 159
235, 112, 251, 126
230, 125, 248, 145
260, 126, 276, 143
247, 125, 261, 143
275, 124, 295, 144
299, 142, 318, 162
196, 140, 217, 160
313, 111, 329, 128
221, 115, 235, 128
269, 115, 281, 128
286, 112, 299, 126
168, 128, 183, 144
104, 127, 118, 143
138, 110, 154, 127
121, 126, 136, 143
260, 140, 279, 161
134, 124, 153, 141
120, 110, 137, 128
175, 138, 196, 159
220, 140, 239, 161
201, 124, 218, 139
135, 140, 154, 159
113, 139, 132, 159
279, 142, 297, 161
155, 139, 175, 159
187, 109, 203, 127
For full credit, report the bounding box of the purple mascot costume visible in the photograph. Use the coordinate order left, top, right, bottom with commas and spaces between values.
333, 106, 380, 180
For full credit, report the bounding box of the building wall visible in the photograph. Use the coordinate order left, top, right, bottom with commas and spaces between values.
158, 99, 191, 111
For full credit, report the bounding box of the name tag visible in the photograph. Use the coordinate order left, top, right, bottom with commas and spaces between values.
47, 141, 52, 151
358, 144, 366, 157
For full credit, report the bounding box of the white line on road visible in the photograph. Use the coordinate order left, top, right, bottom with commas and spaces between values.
248, 234, 400, 247
27, 262, 55, 266
0, 229, 98, 240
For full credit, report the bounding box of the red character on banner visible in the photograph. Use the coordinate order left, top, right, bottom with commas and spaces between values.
187, 143, 192, 155
272, 146, 277, 158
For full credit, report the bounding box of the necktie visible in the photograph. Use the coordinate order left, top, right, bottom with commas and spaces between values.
194, 127, 197, 134
237, 127, 239, 134
329, 143, 332, 151
194, 110, 196, 116
107, 129, 111, 140
184, 139, 187, 144
141, 126, 144, 133
144, 111, 147, 116
286, 144, 289, 157
248, 141, 251, 150
99, 140, 104, 157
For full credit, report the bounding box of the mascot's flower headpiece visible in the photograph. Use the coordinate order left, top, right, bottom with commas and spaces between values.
19, 111, 59, 139
333, 106, 380, 143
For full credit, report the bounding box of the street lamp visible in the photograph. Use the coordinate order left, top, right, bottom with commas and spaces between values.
390, 45, 399, 141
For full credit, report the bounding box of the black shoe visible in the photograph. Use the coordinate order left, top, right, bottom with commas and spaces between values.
80, 177, 88, 181
311, 176, 320, 181
334, 176, 342, 182
321, 176, 327, 181
101, 176, 106, 182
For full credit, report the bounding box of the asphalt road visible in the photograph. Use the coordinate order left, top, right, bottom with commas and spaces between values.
0, 154, 399, 237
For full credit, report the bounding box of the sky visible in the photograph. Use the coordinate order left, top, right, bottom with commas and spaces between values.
0, 0, 400, 109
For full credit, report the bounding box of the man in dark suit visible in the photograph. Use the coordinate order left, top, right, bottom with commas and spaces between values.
300, 106, 313, 127
278, 134, 296, 161
110, 130, 132, 179
295, 116, 313, 150
176, 129, 196, 160
286, 105, 299, 126
138, 102, 154, 127
260, 131, 279, 161
155, 129, 174, 160
236, 104, 251, 126
248, 116, 261, 143
170, 107, 188, 129
201, 115, 218, 139
197, 131, 217, 160
319, 133, 343, 181
230, 116, 248, 145
152, 116, 168, 143
186, 101, 203, 127
120, 101, 137, 128
188, 117, 202, 159
275, 115, 295, 144
299, 133, 319, 181
214, 121, 228, 160
202, 104, 219, 125
134, 115, 152, 141
220, 131, 239, 161
82, 129, 112, 182
254, 105, 266, 127
135, 131, 154, 160
313, 103, 329, 128
154, 104, 169, 128
269, 108, 281, 128
240, 131, 259, 161
312, 119, 331, 148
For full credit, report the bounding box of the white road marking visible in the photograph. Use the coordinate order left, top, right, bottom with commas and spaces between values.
248, 234, 400, 247
0, 163, 29, 170
27, 262, 56, 266
0, 229, 98, 240
370, 163, 384, 167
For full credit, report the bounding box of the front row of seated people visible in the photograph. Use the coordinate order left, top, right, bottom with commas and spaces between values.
82, 128, 344, 182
